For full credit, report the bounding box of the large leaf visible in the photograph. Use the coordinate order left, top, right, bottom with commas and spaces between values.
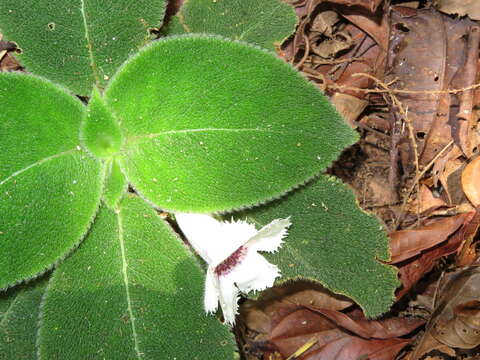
237, 176, 399, 317
0, 0, 167, 95
38, 195, 236, 359
105, 35, 357, 212
0, 73, 103, 289
172, 0, 297, 50
0, 277, 48, 359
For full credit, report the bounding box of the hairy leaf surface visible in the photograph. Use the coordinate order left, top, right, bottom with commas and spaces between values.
38, 195, 235, 359
106, 35, 357, 212
102, 158, 128, 210
0, 277, 48, 359
174, 0, 297, 50
238, 176, 399, 317
82, 87, 123, 159
0, 0, 167, 95
0, 73, 103, 289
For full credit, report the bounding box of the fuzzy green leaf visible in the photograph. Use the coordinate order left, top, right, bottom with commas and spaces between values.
0, 73, 103, 289
0, 277, 48, 359
105, 35, 357, 212
237, 176, 399, 317
0, 0, 167, 95
173, 0, 297, 50
102, 158, 128, 210
38, 195, 236, 359
82, 87, 123, 159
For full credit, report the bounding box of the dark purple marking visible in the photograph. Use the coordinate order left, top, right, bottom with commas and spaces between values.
215, 246, 246, 276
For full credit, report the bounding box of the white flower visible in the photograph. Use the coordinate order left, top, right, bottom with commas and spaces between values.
175, 213, 291, 325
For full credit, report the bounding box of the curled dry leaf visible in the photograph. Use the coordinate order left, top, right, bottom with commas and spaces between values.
395, 211, 476, 298
439, 156, 465, 205
407, 184, 447, 215
310, 10, 339, 37
307, 307, 425, 339
240, 281, 353, 335
267, 307, 423, 360
330, 92, 368, 127
412, 266, 480, 358
406, 332, 456, 360
388, 213, 468, 264
283, 0, 389, 105
462, 156, 480, 207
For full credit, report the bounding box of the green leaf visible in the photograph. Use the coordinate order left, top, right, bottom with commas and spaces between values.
237, 176, 399, 317
82, 87, 123, 159
106, 35, 357, 212
102, 158, 128, 210
0, 0, 167, 95
0, 73, 103, 289
173, 0, 297, 50
38, 195, 236, 359
0, 277, 48, 359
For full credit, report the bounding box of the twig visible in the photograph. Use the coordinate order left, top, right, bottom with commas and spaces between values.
306, 56, 367, 66
353, 121, 390, 138
295, 32, 311, 69
403, 106, 421, 224
328, 72, 480, 95
394, 140, 454, 229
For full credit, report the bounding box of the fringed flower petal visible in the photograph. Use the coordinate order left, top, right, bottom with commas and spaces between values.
175, 213, 291, 325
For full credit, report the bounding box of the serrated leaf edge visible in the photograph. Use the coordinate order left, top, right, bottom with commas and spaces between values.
0, 161, 106, 292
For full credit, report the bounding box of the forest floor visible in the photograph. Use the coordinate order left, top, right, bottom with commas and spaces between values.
232, 1, 480, 359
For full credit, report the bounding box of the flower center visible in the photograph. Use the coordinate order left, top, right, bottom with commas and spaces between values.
214, 246, 246, 276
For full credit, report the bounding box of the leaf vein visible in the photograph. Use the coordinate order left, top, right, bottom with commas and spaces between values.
0, 293, 20, 329
79, 0, 100, 87
131, 127, 314, 141
117, 211, 142, 359
238, 3, 284, 41
0, 148, 77, 186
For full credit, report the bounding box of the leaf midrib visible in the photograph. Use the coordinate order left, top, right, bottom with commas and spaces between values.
79, 0, 100, 88
0, 293, 19, 329
117, 210, 142, 359
238, 2, 284, 41
129, 127, 317, 142
0, 148, 77, 186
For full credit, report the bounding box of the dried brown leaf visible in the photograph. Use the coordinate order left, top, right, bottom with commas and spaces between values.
389, 213, 468, 264
241, 281, 353, 334
413, 266, 480, 357
396, 211, 475, 298
268, 307, 421, 360
333, 0, 384, 13
462, 156, 480, 207
407, 185, 447, 215
439, 157, 465, 205
330, 92, 368, 127
435, 0, 480, 21
307, 307, 424, 339
269, 308, 345, 356
304, 337, 409, 360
